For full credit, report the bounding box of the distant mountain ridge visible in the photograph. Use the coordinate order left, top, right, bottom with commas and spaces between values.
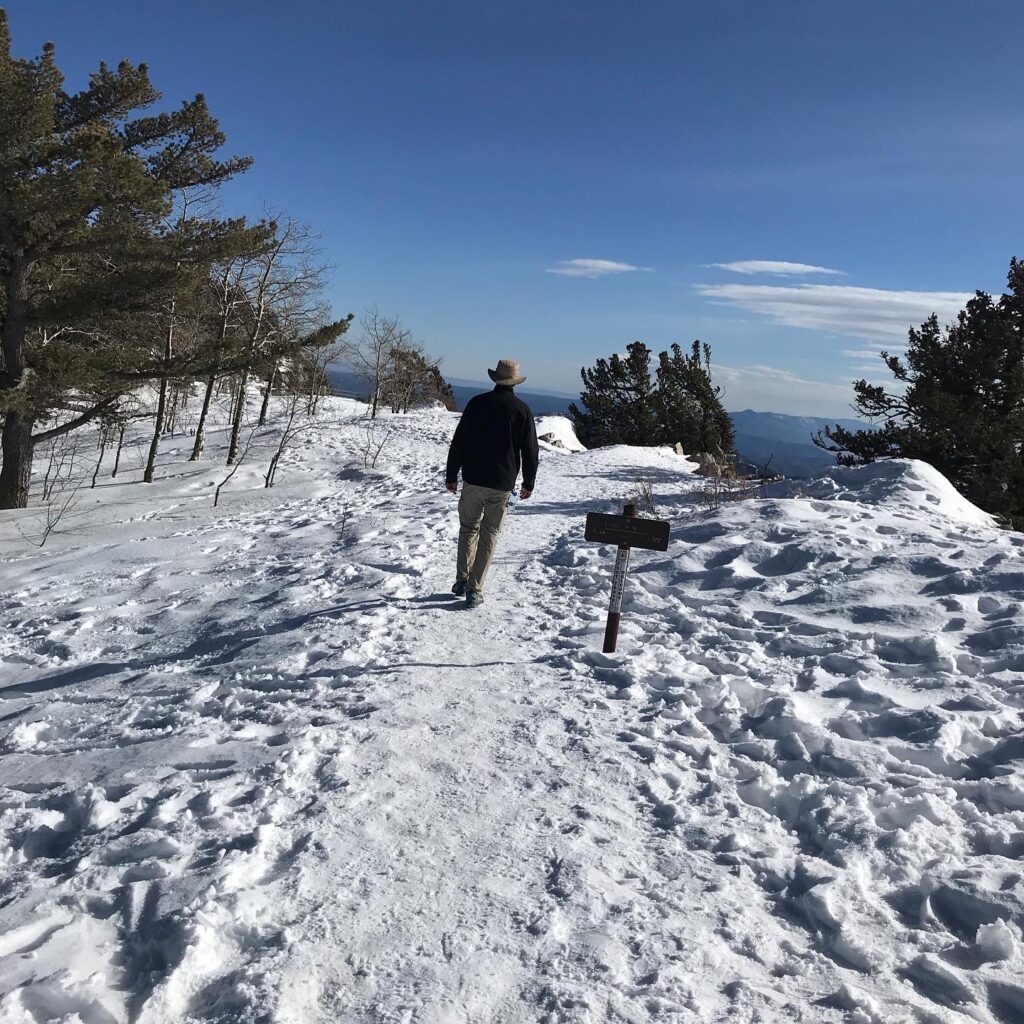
730, 409, 869, 447
730, 409, 872, 478
326, 369, 576, 417
327, 369, 868, 477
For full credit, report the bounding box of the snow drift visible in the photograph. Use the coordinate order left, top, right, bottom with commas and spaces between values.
766, 457, 997, 528
536, 414, 587, 452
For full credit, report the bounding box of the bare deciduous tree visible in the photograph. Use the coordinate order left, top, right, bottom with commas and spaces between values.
264, 389, 314, 488
626, 477, 658, 516
299, 330, 348, 416
215, 423, 259, 507
346, 308, 413, 419
360, 418, 396, 469
18, 435, 89, 548
225, 217, 330, 464
91, 418, 115, 488
190, 256, 250, 461
696, 469, 752, 513
40, 434, 80, 503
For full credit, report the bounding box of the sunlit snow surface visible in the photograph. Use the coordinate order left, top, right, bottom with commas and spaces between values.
0, 396, 1022, 1024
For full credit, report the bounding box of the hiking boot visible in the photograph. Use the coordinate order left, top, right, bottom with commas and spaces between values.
451, 580, 467, 597
465, 590, 484, 609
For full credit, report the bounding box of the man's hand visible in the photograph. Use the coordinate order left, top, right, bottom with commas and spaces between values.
519, 486, 533, 500
446, 481, 458, 495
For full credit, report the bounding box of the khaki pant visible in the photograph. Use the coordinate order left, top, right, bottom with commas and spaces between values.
457, 483, 511, 593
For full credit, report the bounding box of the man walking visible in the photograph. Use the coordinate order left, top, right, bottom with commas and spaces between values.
445, 359, 539, 609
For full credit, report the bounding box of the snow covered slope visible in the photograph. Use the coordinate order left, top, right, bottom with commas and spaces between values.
0, 397, 1022, 1024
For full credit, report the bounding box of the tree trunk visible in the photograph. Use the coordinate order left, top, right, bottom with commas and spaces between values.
144, 311, 175, 484
0, 258, 33, 509
165, 387, 177, 436
307, 366, 319, 415
0, 411, 35, 509
175, 386, 189, 434
265, 451, 280, 488
226, 365, 250, 465
166, 386, 181, 437
144, 374, 169, 483
41, 442, 58, 502
258, 366, 276, 427
190, 374, 217, 461
111, 424, 126, 478
91, 430, 108, 488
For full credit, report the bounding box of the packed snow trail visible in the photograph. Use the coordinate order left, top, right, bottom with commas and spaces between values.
0, 397, 1023, 1023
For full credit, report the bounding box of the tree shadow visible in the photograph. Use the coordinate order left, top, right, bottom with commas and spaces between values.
1, 597, 391, 698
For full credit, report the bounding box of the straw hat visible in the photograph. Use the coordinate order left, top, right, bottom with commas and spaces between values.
488, 358, 526, 386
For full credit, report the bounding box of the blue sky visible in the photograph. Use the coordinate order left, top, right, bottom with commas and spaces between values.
7, 1, 1024, 415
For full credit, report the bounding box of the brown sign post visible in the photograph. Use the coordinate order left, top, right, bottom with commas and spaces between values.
585, 503, 670, 653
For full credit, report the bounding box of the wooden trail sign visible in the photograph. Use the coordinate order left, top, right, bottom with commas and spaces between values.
584, 512, 670, 552
585, 503, 671, 653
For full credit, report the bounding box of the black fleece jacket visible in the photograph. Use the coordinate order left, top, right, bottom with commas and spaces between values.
446, 386, 539, 491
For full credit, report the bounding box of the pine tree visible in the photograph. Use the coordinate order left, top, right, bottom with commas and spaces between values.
0, 11, 252, 507
426, 365, 458, 411
815, 257, 1024, 528
654, 340, 734, 455
570, 339, 734, 455
569, 342, 659, 448
381, 345, 455, 412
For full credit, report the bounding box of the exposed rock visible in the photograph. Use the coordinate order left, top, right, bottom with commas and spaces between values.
539, 432, 567, 450
691, 451, 729, 477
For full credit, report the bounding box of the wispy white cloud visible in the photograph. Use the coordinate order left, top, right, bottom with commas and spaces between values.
696, 283, 972, 342
715, 363, 856, 418
840, 347, 904, 360
708, 260, 844, 277
547, 258, 651, 279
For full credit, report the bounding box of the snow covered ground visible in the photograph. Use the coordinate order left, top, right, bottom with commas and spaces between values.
0, 394, 1023, 1024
